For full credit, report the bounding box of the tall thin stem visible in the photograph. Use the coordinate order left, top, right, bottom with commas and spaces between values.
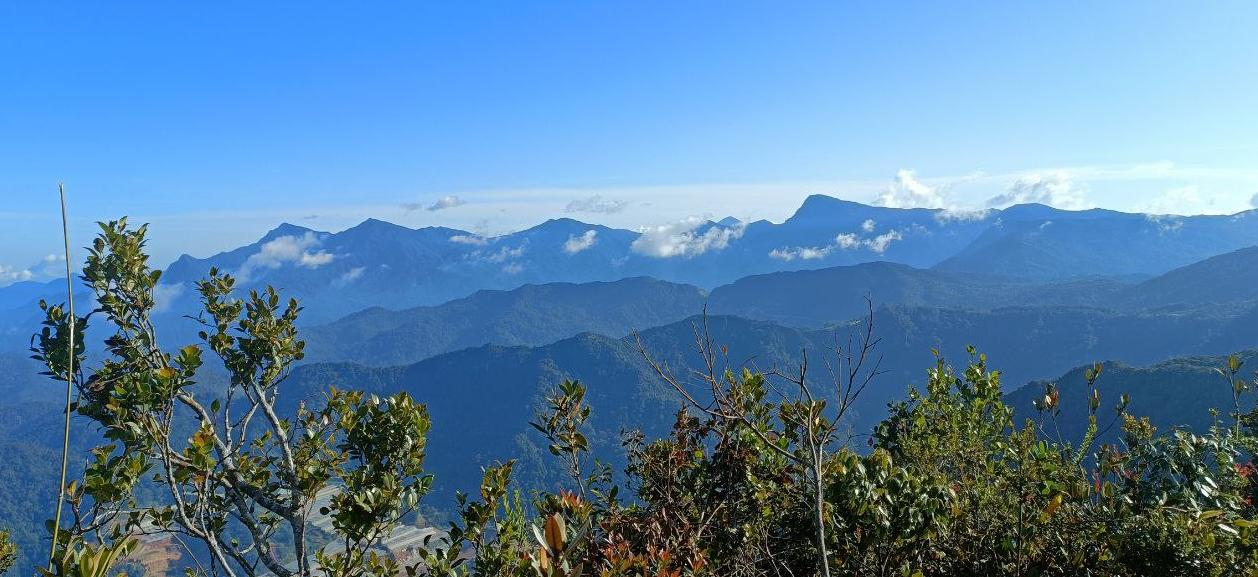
49, 183, 76, 570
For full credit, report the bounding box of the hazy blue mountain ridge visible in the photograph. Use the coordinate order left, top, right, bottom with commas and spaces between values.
301, 277, 707, 365
935, 207, 1258, 279
5, 197, 1258, 342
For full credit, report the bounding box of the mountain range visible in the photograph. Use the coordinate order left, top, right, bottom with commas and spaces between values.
4, 195, 1258, 574
4, 195, 1257, 337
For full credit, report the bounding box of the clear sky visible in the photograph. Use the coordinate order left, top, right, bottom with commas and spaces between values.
2, 2, 1257, 282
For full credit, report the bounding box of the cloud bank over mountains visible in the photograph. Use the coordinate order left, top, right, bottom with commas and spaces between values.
630, 217, 746, 259
985, 172, 1091, 210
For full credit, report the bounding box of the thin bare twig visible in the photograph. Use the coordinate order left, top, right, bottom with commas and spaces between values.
50, 183, 76, 570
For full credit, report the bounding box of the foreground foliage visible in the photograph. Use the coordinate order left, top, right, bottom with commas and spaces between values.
0, 531, 15, 574
18, 219, 1258, 577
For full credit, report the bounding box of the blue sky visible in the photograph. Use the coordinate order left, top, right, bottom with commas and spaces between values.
2, 2, 1257, 281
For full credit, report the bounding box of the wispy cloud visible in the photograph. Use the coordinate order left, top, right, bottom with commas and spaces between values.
631, 218, 745, 259
238, 232, 336, 282
0, 253, 71, 286
152, 282, 185, 313
566, 195, 629, 214
872, 169, 948, 209
864, 230, 903, 253
768, 245, 832, 261
403, 195, 467, 212
769, 228, 904, 261
935, 208, 993, 223
1145, 214, 1184, 234
563, 230, 598, 254
482, 245, 526, 264
333, 266, 366, 287
1143, 185, 1207, 215
0, 264, 34, 286
870, 170, 993, 221
449, 234, 489, 246
985, 171, 1091, 210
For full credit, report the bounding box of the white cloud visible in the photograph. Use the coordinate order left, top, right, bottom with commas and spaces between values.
861, 219, 876, 233
427, 195, 466, 211
985, 172, 1091, 210
631, 217, 746, 259
483, 245, 526, 263
769, 245, 833, 261
0, 253, 71, 286
502, 262, 524, 274
864, 230, 903, 253
873, 170, 948, 209
299, 251, 335, 267
935, 208, 993, 223
449, 234, 489, 245
1146, 214, 1184, 234
566, 195, 629, 214
835, 233, 861, 249
770, 229, 905, 261
563, 230, 598, 254
1143, 185, 1206, 215
1250, 192, 1258, 209
0, 264, 33, 286
153, 283, 185, 313
238, 232, 335, 282
405, 195, 467, 212
333, 266, 366, 287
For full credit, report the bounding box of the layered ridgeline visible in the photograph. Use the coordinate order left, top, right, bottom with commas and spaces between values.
705, 244, 1258, 328
934, 203, 1258, 280
283, 304, 1258, 506
3, 196, 1258, 339
296, 246, 1258, 368
134, 198, 1258, 322
4, 321, 1253, 574
6, 238, 1256, 408
1118, 245, 1258, 311
301, 277, 706, 365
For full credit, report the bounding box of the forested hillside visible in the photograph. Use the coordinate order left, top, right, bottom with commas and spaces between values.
301, 277, 705, 365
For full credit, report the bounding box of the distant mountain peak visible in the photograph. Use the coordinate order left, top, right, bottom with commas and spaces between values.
717, 216, 742, 226
541, 217, 590, 227
796, 193, 864, 211
336, 218, 422, 243
786, 194, 889, 224
350, 218, 413, 232
261, 222, 317, 242
524, 217, 604, 234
